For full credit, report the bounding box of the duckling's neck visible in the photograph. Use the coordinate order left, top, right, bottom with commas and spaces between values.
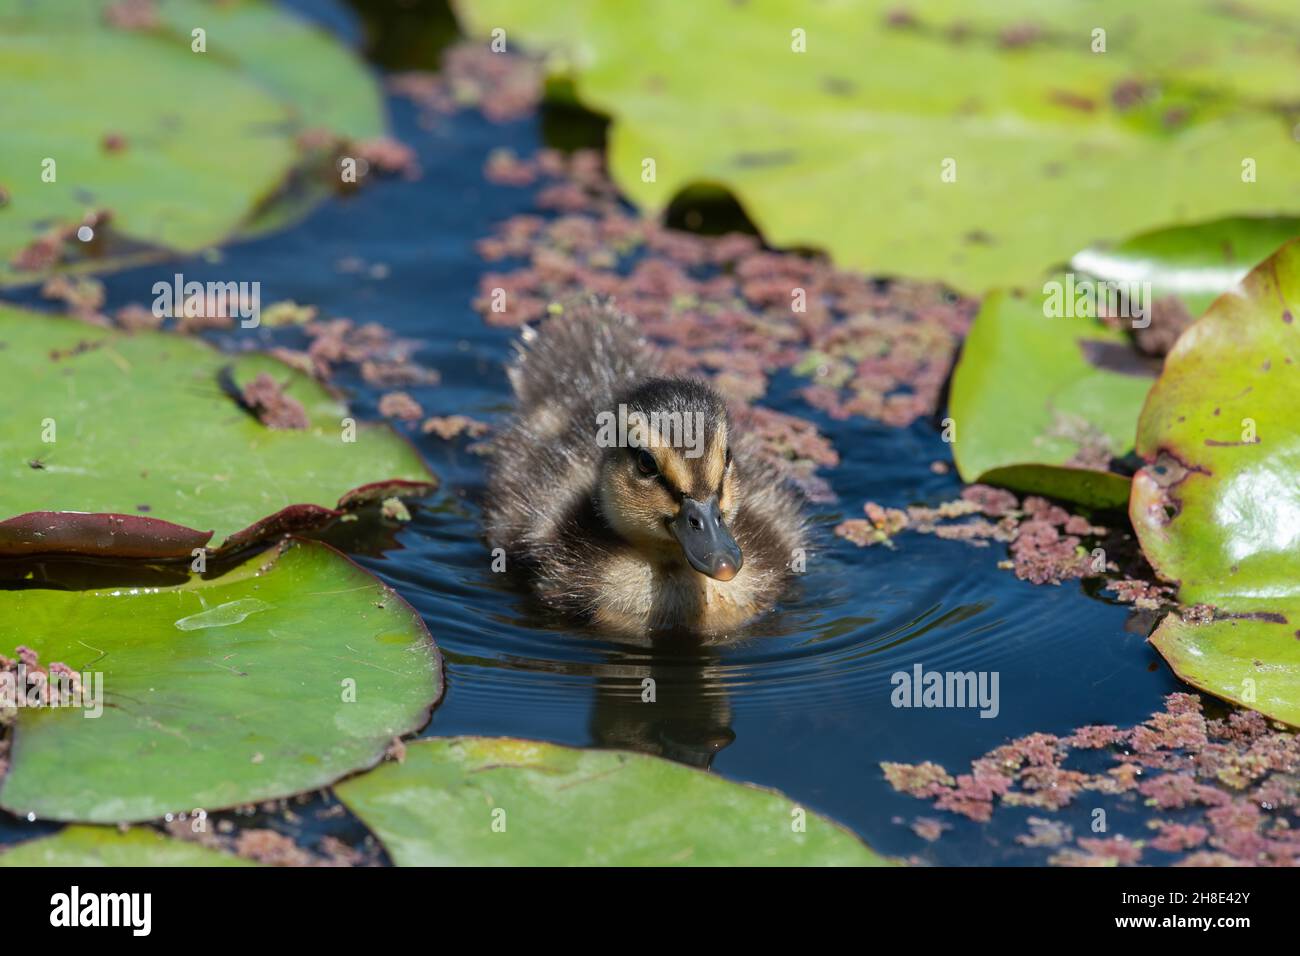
589, 547, 762, 637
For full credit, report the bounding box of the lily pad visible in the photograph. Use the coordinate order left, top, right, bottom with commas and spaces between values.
0, 0, 384, 285
1131, 238, 1300, 724
456, 0, 1300, 291
1074, 217, 1300, 319
882, 0, 1300, 101
0, 538, 442, 823
949, 289, 1155, 508
334, 737, 891, 866
0, 825, 254, 866
156, 0, 385, 142
0, 305, 435, 557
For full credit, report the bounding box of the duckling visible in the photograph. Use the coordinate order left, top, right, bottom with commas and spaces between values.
485, 300, 806, 638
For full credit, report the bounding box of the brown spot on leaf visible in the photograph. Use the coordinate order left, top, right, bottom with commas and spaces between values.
1220, 610, 1288, 625
1050, 90, 1096, 112
103, 0, 158, 30
1110, 79, 1149, 111
731, 150, 798, 169
821, 76, 856, 97
998, 22, 1043, 48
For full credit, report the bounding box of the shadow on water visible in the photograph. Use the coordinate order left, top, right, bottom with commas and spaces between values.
0, 0, 1187, 863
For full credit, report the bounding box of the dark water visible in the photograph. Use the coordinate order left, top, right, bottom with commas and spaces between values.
1, 0, 1185, 864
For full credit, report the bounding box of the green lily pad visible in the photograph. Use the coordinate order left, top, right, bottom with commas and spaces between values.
1131, 238, 1300, 724
0, 825, 254, 866
456, 0, 1300, 291
0, 538, 441, 823
335, 737, 891, 866
1074, 217, 1300, 318
0, 0, 384, 285
0, 305, 435, 557
156, 0, 385, 142
949, 289, 1155, 508
880, 0, 1300, 101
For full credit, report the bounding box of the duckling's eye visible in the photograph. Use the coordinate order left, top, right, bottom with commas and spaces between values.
634, 448, 659, 477
724, 446, 733, 468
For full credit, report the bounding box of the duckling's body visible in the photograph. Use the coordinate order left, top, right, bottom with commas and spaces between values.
485, 302, 805, 638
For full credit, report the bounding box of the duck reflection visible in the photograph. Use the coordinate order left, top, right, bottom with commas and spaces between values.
588, 634, 734, 769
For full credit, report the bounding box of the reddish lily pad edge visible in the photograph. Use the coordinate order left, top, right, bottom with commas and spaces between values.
0, 475, 437, 559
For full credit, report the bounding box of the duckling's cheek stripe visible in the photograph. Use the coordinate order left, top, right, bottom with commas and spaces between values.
657, 452, 693, 495
699, 424, 729, 492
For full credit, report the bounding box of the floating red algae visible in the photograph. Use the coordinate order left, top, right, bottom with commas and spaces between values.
12, 230, 70, 273
731, 405, 839, 502
2, 646, 85, 777
1076, 836, 1144, 865
1065, 725, 1126, 749
882, 693, 1300, 865
240, 373, 309, 431
377, 391, 424, 422
836, 483, 1181, 605
1017, 817, 1073, 848
298, 317, 431, 386
962, 484, 1019, 518
1139, 773, 1230, 810
421, 415, 491, 441
12, 211, 115, 274
351, 137, 420, 179
836, 485, 1111, 586
1, 646, 83, 716
1107, 576, 1174, 611
390, 43, 545, 124
909, 817, 951, 842
880, 761, 954, 799
1147, 820, 1208, 852
1050, 837, 1143, 867
1010, 518, 1090, 585
232, 828, 316, 867
471, 145, 975, 432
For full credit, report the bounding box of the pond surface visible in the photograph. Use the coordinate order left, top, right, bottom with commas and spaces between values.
0, 0, 1186, 864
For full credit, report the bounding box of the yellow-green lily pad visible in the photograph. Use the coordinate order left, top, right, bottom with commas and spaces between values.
0, 538, 442, 822
335, 737, 892, 866
455, 0, 1300, 291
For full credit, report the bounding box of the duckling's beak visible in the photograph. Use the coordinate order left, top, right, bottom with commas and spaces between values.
671, 496, 743, 582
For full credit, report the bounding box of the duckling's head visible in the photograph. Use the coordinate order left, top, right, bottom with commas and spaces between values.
595, 378, 743, 581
